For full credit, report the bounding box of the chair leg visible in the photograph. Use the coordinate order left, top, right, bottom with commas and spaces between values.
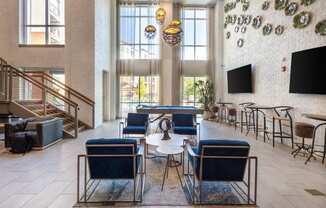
272, 118, 275, 147
290, 120, 294, 149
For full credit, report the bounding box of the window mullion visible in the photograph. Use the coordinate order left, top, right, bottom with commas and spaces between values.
45, 0, 49, 44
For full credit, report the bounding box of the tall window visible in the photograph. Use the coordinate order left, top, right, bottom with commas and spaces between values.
120, 76, 160, 117
181, 8, 208, 60
119, 5, 160, 59
20, 0, 65, 45
182, 76, 207, 107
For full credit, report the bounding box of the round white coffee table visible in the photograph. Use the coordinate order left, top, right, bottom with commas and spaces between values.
156, 145, 184, 191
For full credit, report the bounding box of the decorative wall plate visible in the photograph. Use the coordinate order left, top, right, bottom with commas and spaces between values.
262, 1, 270, 10
224, 2, 237, 13
237, 39, 244, 48
275, 0, 289, 10
301, 0, 315, 6
224, 23, 228, 29
275, 25, 285, 35
285, 2, 298, 16
226, 31, 231, 39
263, 24, 273, 35
252, 16, 263, 29
241, 26, 247, 33
293, 11, 312, 29
315, 20, 326, 36
235, 26, 240, 33
237, 16, 244, 25
244, 15, 252, 25
242, 2, 250, 11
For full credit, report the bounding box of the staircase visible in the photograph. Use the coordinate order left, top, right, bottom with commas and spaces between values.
0, 57, 95, 138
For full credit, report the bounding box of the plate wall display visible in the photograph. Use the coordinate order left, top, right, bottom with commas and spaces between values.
275, 0, 289, 10
262, 1, 270, 10
241, 26, 247, 33
293, 11, 312, 29
226, 31, 231, 39
263, 24, 273, 35
237, 38, 244, 47
252, 16, 263, 29
275, 25, 285, 35
234, 26, 240, 33
285, 2, 299, 16
244, 15, 252, 25
301, 0, 316, 6
315, 20, 326, 36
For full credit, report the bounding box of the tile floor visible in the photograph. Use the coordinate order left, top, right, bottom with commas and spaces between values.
0, 120, 325, 208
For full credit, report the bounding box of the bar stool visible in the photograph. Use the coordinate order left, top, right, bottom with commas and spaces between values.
239, 102, 255, 133
227, 108, 237, 129
209, 105, 219, 121
291, 122, 315, 158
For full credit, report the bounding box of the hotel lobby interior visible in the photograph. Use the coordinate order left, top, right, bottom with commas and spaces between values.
0, 0, 326, 207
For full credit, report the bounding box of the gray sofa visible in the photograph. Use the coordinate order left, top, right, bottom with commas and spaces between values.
5, 117, 64, 149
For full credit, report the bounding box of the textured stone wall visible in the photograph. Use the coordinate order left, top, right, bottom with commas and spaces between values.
222, 0, 326, 140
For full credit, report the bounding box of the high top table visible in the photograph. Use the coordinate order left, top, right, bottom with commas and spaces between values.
302, 113, 326, 164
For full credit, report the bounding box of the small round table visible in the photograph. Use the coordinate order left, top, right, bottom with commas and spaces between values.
146, 133, 186, 147
156, 145, 184, 191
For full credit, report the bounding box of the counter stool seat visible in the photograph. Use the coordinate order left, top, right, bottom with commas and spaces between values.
292, 122, 315, 158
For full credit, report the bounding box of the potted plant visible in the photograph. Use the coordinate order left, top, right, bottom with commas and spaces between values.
194, 80, 215, 120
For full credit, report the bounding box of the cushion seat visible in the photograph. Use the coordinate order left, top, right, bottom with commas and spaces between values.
174, 126, 197, 135
123, 126, 147, 134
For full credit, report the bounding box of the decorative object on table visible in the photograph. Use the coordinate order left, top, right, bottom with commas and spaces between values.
163, 19, 183, 46
300, 0, 316, 6
263, 23, 273, 35
224, 2, 237, 13
156, 7, 166, 25
293, 11, 312, 29
226, 31, 231, 39
252, 16, 263, 29
234, 25, 240, 33
262, 1, 271, 10
158, 118, 172, 140
275, 25, 285, 35
315, 20, 326, 36
285, 2, 299, 16
144, 25, 157, 39
237, 38, 244, 48
244, 15, 252, 25
194, 80, 214, 120
241, 26, 247, 33
275, 0, 289, 10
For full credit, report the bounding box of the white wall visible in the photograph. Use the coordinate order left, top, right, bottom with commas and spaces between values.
221, 0, 326, 141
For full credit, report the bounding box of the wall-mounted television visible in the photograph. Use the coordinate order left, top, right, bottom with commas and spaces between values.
290, 46, 326, 94
227, 64, 253, 93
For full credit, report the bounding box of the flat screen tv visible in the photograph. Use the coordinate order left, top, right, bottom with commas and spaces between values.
227, 64, 253, 93
290, 46, 326, 94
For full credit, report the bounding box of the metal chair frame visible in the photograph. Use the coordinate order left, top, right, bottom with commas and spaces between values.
77, 144, 145, 204
239, 102, 255, 133
305, 123, 326, 164
184, 144, 258, 205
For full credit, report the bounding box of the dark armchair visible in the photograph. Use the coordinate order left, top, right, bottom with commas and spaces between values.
184, 139, 257, 205
172, 113, 200, 140
77, 138, 145, 203
120, 113, 149, 138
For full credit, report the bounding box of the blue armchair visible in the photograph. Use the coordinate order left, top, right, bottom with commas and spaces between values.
172, 113, 200, 140
184, 139, 257, 205
120, 113, 149, 138
77, 138, 145, 203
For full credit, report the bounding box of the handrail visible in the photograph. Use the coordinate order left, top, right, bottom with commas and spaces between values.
25, 71, 94, 106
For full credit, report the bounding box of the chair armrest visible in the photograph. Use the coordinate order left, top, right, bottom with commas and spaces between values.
186, 143, 199, 157
137, 145, 145, 156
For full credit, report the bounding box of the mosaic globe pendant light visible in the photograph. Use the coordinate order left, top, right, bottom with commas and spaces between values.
155, 7, 166, 25
144, 24, 157, 39
163, 19, 183, 46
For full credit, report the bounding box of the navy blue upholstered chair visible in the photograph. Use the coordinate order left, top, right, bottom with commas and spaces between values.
172, 113, 200, 140
120, 113, 149, 138
184, 139, 257, 205
77, 138, 145, 203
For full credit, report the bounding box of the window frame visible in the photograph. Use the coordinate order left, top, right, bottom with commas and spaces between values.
180, 7, 208, 61
181, 76, 207, 107
119, 4, 160, 60
20, 0, 65, 46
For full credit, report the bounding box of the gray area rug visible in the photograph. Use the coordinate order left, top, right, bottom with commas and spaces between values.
74, 157, 245, 207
